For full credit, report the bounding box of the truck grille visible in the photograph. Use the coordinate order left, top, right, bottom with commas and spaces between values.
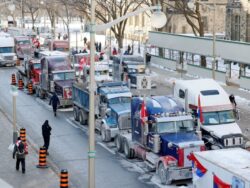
4, 56, 13, 60
184, 146, 201, 167
118, 113, 131, 130
223, 137, 243, 147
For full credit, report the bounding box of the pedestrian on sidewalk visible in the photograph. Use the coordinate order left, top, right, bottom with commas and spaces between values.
13, 137, 26, 174
229, 94, 237, 108
42, 120, 52, 155
49, 92, 60, 117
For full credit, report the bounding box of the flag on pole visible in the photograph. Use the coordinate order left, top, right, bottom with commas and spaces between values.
197, 94, 204, 124
188, 153, 207, 178
213, 174, 231, 188
140, 100, 147, 124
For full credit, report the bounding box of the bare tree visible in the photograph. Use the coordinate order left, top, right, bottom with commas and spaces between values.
22, 0, 41, 30
71, 0, 147, 49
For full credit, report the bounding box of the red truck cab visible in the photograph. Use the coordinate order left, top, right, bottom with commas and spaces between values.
14, 36, 33, 59
29, 59, 41, 85
48, 40, 69, 52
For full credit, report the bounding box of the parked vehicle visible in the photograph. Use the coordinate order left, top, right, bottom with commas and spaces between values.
112, 55, 155, 89
45, 40, 69, 52
14, 36, 33, 59
72, 81, 132, 141
191, 148, 250, 188
116, 96, 205, 185
36, 56, 74, 107
173, 79, 245, 149
0, 32, 17, 66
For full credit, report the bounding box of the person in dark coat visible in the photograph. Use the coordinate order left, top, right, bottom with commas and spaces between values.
42, 120, 52, 154
98, 42, 102, 52
13, 137, 26, 174
229, 94, 237, 108
49, 92, 60, 116
127, 45, 131, 54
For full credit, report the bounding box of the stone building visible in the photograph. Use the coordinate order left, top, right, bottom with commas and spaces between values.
225, 0, 250, 42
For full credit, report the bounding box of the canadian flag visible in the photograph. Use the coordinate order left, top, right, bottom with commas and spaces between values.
140, 100, 148, 124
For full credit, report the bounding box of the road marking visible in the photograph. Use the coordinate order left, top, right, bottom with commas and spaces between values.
97, 142, 116, 155
66, 119, 79, 129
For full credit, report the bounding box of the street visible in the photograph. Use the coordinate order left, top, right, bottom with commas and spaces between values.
1, 64, 250, 188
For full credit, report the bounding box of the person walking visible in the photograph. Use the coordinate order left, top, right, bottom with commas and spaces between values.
13, 137, 26, 174
49, 92, 60, 116
42, 120, 52, 155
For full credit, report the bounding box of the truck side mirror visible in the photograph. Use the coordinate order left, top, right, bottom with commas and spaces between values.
106, 108, 111, 117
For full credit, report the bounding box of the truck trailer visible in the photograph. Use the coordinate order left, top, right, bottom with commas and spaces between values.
116, 96, 205, 185
191, 148, 250, 188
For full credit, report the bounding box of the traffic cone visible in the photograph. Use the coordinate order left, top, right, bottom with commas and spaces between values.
11, 74, 16, 85
60, 169, 69, 188
20, 128, 26, 144
18, 79, 23, 90
36, 147, 48, 168
28, 82, 33, 95
16, 59, 20, 66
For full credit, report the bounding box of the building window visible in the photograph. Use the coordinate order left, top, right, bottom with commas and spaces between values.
135, 15, 139, 26
231, 15, 241, 41
202, 16, 208, 32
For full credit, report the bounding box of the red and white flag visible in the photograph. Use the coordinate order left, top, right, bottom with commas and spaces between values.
140, 101, 148, 124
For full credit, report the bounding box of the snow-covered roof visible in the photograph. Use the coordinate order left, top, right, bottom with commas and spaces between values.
194, 148, 250, 181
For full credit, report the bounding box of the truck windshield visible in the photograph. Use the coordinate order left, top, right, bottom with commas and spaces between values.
53, 72, 74, 81
157, 120, 194, 134
33, 63, 41, 69
109, 97, 131, 104
0, 47, 14, 53
203, 110, 235, 125
17, 40, 30, 45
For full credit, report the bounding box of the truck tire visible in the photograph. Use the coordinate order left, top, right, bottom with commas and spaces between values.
79, 110, 85, 125
115, 135, 123, 152
73, 106, 79, 121
124, 138, 134, 159
158, 163, 171, 185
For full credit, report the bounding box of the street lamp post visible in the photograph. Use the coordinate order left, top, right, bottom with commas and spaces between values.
188, 0, 216, 80
11, 86, 18, 144
88, 2, 166, 188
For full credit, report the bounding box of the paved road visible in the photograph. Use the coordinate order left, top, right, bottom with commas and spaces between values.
0, 67, 154, 188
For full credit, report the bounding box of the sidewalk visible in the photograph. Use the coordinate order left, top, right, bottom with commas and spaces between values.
0, 109, 59, 188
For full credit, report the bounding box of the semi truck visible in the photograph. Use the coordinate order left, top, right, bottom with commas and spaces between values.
0, 32, 17, 66
14, 36, 33, 59
36, 55, 75, 106
72, 81, 132, 142
116, 96, 205, 185
16, 50, 69, 87
173, 79, 246, 149
191, 148, 250, 188
112, 55, 155, 89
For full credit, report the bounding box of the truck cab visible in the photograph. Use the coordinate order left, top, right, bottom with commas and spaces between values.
173, 79, 244, 150
38, 56, 74, 106
112, 55, 155, 88
48, 40, 69, 52
0, 32, 17, 66
14, 36, 33, 59
129, 96, 205, 184
98, 82, 132, 141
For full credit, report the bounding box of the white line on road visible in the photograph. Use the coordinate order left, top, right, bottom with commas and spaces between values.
97, 142, 116, 155
66, 118, 79, 129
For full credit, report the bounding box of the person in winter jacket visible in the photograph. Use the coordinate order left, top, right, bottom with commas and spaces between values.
42, 120, 52, 154
13, 137, 26, 174
49, 92, 60, 116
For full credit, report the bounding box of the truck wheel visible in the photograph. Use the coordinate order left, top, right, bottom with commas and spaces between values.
115, 135, 123, 152
158, 163, 171, 185
124, 138, 134, 159
79, 110, 85, 125
73, 107, 79, 121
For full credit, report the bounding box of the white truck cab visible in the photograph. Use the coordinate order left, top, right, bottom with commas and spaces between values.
173, 79, 244, 149
0, 32, 17, 66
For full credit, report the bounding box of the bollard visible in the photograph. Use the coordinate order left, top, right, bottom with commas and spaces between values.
11, 74, 16, 85
28, 82, 33, 95
36, 147, 48, 168
18, 79, 23, 90
60, 169, 69, 188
